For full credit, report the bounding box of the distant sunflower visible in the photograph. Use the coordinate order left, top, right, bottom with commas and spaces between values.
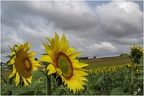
40, 33, 88, 93
130, 44, 143, 64
8, 42, 40, 86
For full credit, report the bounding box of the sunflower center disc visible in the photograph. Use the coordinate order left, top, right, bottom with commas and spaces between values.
24, 59, 31, 69
15, 51, 32, 78
57, 52, 73, 79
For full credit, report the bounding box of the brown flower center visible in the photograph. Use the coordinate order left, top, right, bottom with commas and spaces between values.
24, 59, 31, 69
15, 51, 32, 78
56, 52, 73, 79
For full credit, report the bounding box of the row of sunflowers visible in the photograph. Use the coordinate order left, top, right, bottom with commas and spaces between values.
88, 63, 142, 75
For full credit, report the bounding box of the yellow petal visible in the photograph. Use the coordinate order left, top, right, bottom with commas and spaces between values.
17, 44, 23, 52
40, 55, 53, 63
72, 61, 88, 69
9, 66, 16, 78
56, 68, 62, 76
51, 39, 55, 51
59, 34, 68, 52
73, 63, 88, 68
22, 77, 28, 86
54, 32, 59, 50
26, 76, 32, 83
65, 76, 86, 94
60, 34, 65, 45
66, 47, 75, 56
69, 52, 81, 59
25, 45, 31, 52
15, 72, 20, 86
21, 42, 29, 51
46, 64, 56, 75
30, 59, 40, 66
24, 42, 29, 48
9, 57, 15, 65
46, 37, 52, 44
42, 43, 53, 56
28, 52, 35, 57
78, 76, 87, 83
10, 51, 15, 56
32, 66, 38, 70
73, 69, 88, 76
33, 63, 41, 67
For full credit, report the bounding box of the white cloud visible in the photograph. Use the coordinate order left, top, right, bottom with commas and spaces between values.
87, 42, 117, 52
29, 1, 99, 31
96, 1, 142, 37
1, 24, 24, 53
1, 1, 143, 62
115, 37, 143, 45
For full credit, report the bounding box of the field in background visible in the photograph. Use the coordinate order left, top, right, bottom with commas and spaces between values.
85, 56, 131, 69
1, 56, 132, 81
1, 55, 143, 95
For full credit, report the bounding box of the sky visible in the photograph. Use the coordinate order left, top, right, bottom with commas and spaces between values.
1, 0, 143, 62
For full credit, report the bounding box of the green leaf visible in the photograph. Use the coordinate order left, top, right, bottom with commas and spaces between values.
30, 70, 46, 88
19, 91, 35, 95
89, 76, 103, 89
89, 90, 96, 95
5, 84, 35, 95
139, 56, 143, 66
36, 91, 46, 95
94, 76, 103, 85
5, 70, 46, 95
110, 87, 125, 95
57, 85, 73, 95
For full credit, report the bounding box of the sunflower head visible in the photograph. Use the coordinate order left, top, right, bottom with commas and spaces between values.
40, 33, 88, 94
8, 42, 40, 86
130, 44, 143, 64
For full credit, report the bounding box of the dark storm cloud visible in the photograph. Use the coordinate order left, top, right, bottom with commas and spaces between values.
1, 1, 143, 62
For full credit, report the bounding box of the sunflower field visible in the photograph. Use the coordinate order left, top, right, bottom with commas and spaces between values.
1, 33, 143, 95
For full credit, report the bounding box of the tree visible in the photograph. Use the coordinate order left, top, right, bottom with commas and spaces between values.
93, 56, 96, 58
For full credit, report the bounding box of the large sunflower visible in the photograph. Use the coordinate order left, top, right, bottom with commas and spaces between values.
8, 42, 40, 86
40, 33, 88, 93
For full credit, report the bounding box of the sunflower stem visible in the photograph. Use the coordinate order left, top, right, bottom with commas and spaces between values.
46, 75, 52, 95
129, 56, 135, 94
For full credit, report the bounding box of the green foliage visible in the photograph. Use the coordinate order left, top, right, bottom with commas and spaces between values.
139, 56, 143, 66
83, 74, 104, 95
1, 63, 143, 95
1, 70, 46, 95
31, 70, 46, 88
110, 87, 125, 95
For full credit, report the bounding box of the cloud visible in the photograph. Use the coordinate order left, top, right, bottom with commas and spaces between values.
1, 1, 143, 62
1, 24, 24, 53
30, 1, 99, 31
87, 42, 117, 52
95, 1, 143, 44
2, 1, 99, 31
113, 37, 143, 45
